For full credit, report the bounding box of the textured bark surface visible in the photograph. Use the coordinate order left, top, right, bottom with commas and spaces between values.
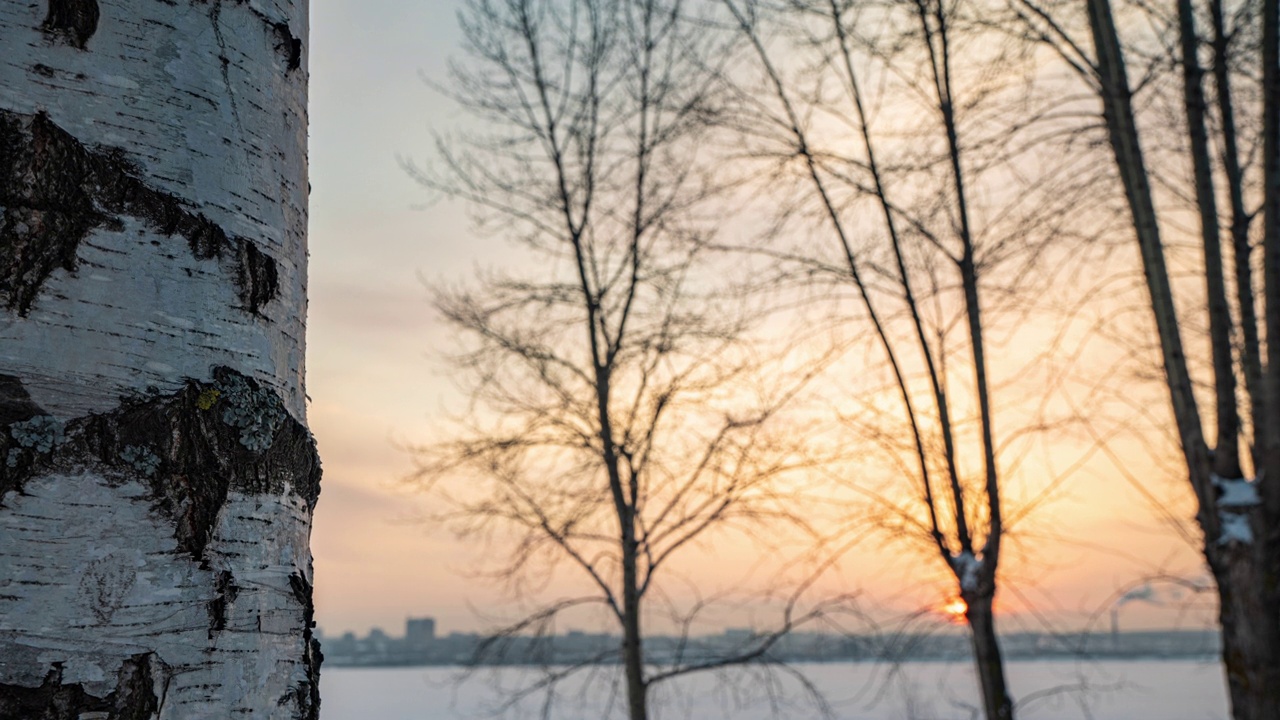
1209, 537, 1280, 720
0, 0, 316, 717
0, 0, 310, 421
0, 368, 321, 557
0, 110, 280, 317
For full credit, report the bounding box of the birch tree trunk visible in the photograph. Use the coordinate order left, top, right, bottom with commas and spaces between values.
0, 1, 320, 717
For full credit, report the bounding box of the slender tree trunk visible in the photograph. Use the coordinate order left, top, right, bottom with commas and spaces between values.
596, 367, 648, 720
1210, 0, 1280, 713
1263, 0, 1280, 486
964, 593, 1013, 720
928, 3, 1013, 712
958, 250, 1011, 720
0, 1, 319, 717
1085, 0, 1206, 459
1179, 0, 1241, 478
1209, 0, 1262, 452
622, 536, 648, 720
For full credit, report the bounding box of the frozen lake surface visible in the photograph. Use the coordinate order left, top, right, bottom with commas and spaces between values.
321, 659, 1228, 719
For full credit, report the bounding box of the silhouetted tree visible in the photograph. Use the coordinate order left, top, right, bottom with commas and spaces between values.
719, 2, 1099, 717
1009, 0, 1279, 716
410, 2, 847, 718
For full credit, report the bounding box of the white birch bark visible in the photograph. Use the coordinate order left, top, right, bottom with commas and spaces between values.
0, 0, 319, 717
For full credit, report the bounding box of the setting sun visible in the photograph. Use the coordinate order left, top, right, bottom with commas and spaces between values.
943, 598, 969, 623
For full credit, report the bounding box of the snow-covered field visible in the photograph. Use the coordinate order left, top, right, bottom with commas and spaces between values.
322, 659, 1227, 719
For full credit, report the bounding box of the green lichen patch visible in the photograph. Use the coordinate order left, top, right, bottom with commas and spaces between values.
119, 444, 160, 477
195, 387, 221, 410
0, 110, 281, 316
9, 415, 64, 454
3, 411, 64, 494
5, 414, 64, 473
215, 373, 285, 452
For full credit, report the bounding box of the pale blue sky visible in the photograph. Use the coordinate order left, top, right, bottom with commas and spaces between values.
308, 0, 489, 636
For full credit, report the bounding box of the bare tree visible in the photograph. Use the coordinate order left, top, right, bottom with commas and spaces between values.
409, 1, 848, 718
1006, 0, 1279, 716
716, 1, 1103, 718
0, 0, 319, 717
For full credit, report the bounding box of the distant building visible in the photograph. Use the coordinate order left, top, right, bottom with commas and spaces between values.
406, 617, 437, 649
365, 627, 389, 655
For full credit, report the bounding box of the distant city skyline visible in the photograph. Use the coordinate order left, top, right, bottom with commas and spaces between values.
316, 581, 1217, 642
316, 614, 1220, 670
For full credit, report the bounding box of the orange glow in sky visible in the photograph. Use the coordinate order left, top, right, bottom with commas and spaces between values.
305, 0, 1219, 639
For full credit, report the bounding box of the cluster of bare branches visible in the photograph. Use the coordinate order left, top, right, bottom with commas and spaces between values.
412, 0, 1279, 719
1000, 0, 1279, 717
711, 1, 1113, 717
409, 1, 857, 718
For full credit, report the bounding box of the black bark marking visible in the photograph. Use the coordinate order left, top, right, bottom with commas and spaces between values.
0, 664, 108, 720
207, 569, 240, 638
206, 0, 244, 131
112, 654, 162, 720
0, 376, 52, 500
0, 112, 96, 315
239, 240, 279, 315
272, 21, 302, 72
41, 0, 100, 49
0, 653, 158, 720
0, 375, 46, 428
284, 571, 322, 720
0, 368, 321, 561
0, 110, 280, 316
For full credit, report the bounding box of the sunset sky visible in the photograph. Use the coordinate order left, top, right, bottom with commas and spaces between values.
304, 0, 1213, 640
